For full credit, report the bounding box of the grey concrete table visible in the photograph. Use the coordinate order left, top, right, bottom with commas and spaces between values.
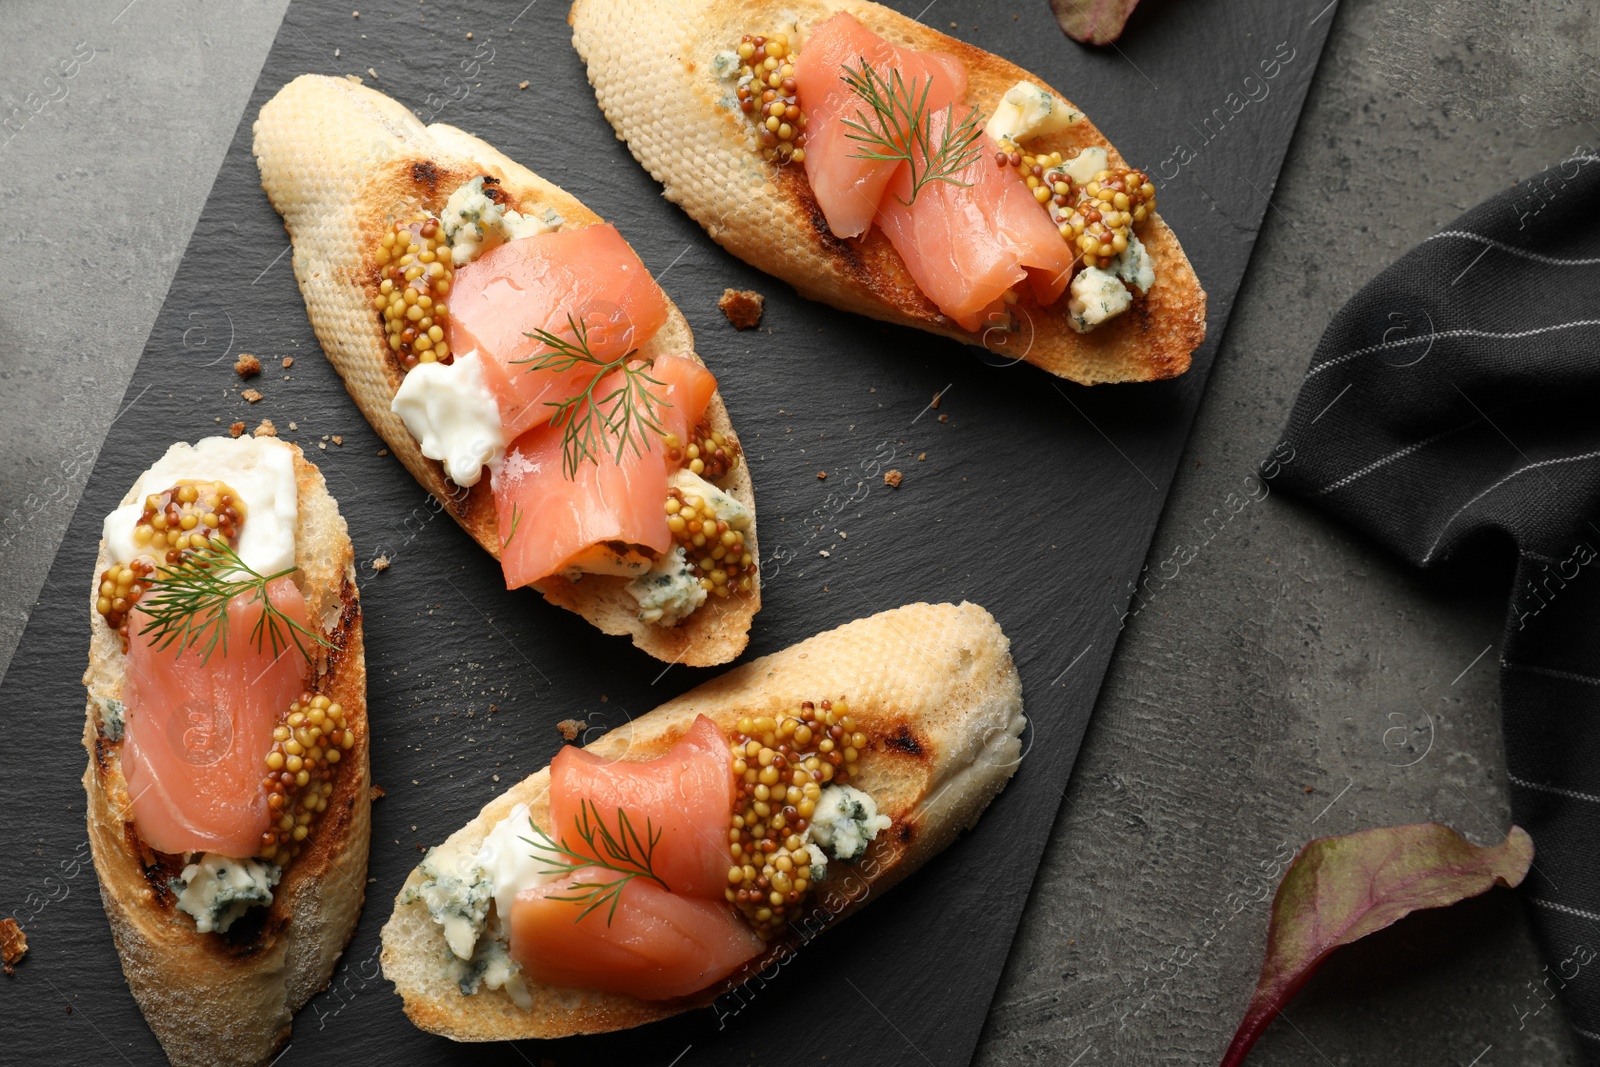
2, 0, 1593, 1062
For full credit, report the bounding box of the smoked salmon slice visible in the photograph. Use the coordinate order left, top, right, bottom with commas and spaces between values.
548, 714, 734, 900
491, 353, 717, 589
448, 224, 670, 439
121, 576, 309, 857
793, 11, 968, 240
874, 113, 1078, 331
509, 872, 762, 1001
647, 352, 718, 450
513, 713, 756, 1000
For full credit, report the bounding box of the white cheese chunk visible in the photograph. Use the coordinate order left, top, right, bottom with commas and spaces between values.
626, 545, 707, 627
810, 785, 892, 862
1061, 146, 1110, 186
1067, 266, 1133, 333
475, 803, 560, 925
984, 81, 1082, 144
103, 436, 298, 575
174, 854, 280, 934
1113, 230, 1156, 294
440, 176, 561, 266
390, 349, 506, 487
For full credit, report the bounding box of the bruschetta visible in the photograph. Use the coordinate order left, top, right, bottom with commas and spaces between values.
571, 0, 1206, 384
81, 434, 369, 1067
380, 601, 1023, 1038
253, 74, 760, 667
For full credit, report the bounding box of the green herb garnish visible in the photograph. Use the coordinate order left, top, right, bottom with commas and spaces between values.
501, 502, 523, 548
524, 801, 668, 924
136, 539, 331, 666
515, 313, 672, 479
839, 56, 984, 206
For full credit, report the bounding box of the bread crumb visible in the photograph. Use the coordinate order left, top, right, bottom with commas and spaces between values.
344, 73, 362, 85
938, 414, 949, 423
492, 773, 500, 782
241, 388, 263, 403
234, 353, 261, 378
518, 80, 529, 89
557, 718, 587, 741
718, 287, 765, 330
352, 9, 359, 15
253, 419, 278, 438
884, 469, 903, 488
466, 31, 474, 39
332, 435, 343, 445
318, 441, 327, 450
369, 785, 386, 800
288, 421, 298, 430
281, 356, 295, 369
816, 471, 827, 480
368, 67, 378, 80
377, 448, 389, 456
917, 451, 927, 461
370, 554, 391, 572
930, 390, 944, 409
1, 918, 27, 973
229, 421, 246, 438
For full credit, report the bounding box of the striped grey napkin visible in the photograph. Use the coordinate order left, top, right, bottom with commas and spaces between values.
1271, 147, 1600, 1054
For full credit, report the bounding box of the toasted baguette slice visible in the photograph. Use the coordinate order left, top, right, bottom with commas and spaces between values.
570, 0, 1206, 384
381, 601, 1024, 1039
81, 440, 370, 1067
252, 74, 759, 667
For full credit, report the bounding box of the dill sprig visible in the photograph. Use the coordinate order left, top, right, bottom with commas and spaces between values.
839, 56, 984, 205
501, 502, 523, 548
515, 314, 672, 479
136, 539, 331, 667
523, 801, 668, 924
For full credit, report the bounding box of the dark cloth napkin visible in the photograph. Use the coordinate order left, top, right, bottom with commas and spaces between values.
1271, 148, 1600, 1052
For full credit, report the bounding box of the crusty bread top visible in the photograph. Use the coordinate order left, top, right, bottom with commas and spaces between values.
81, 439, 371, 1067
252, 74, 759, 666
570, 0, 1206, 384
381, 601, 1024, 1041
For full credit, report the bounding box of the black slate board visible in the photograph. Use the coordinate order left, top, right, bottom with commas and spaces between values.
0, 1, 1334, 1063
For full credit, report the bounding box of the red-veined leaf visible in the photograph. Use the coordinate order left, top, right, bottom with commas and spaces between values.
1049, 0, 1142, 45
1221, 822, 1533, 1066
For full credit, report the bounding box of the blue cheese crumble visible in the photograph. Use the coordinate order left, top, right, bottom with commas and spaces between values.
1067, 266, 1132, 333
97, 697, 125, 741
626, 545, 707, 626
809, 785, 892, 862
400, 842, 492, 960
984, 81, 1083, 144
440, 177, 563, 266
669, 468, 752, 532
445, 920, 535, 1007
174, 854, 280, 934
1112, 230, 1155, 294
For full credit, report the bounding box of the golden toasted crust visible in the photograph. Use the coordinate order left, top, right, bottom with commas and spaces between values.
380, 601, 1024, 1040
569, 0, 1206, 383
251, 74, 758, 666
80, 442, 370, 1067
